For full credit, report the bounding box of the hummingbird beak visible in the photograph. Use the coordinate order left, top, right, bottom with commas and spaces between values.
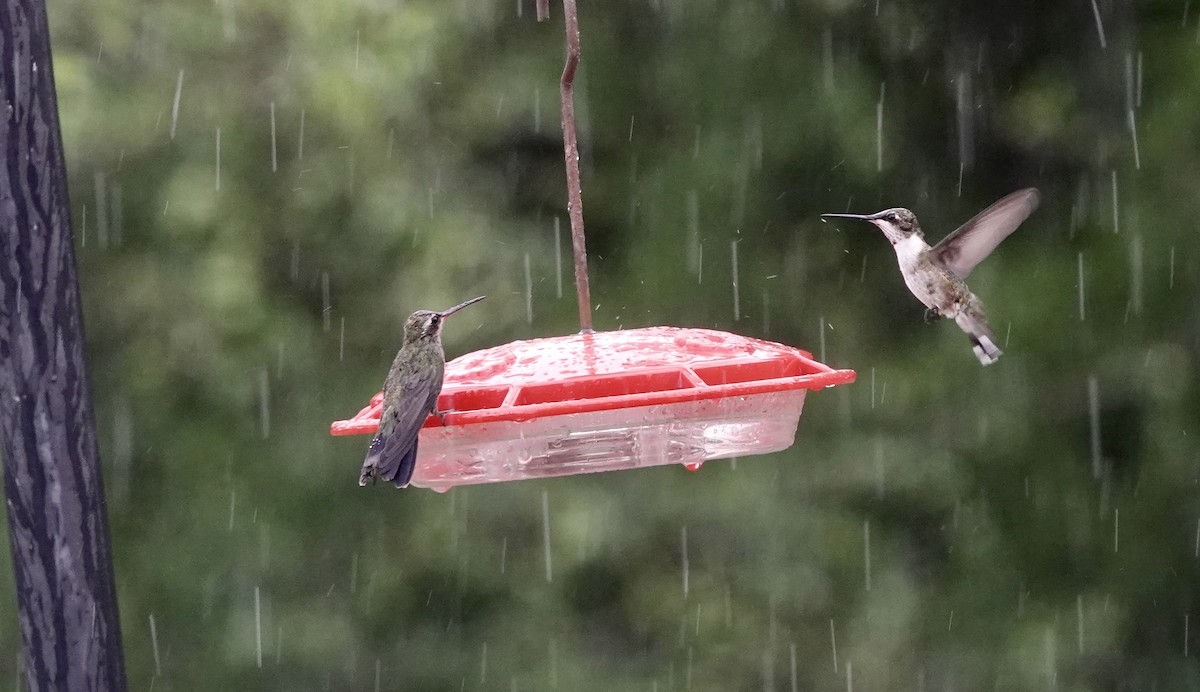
820, 212, 885, 222
439, 295, 486, 318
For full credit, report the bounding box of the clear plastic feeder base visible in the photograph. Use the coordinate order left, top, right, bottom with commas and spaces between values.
412, 390, 807, 491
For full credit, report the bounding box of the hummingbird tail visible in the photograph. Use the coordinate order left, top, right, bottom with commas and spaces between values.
359, 430, 419, 489
359, 433, 386, 486
954, 310, 1002, 366
391, 446, 418, 488
971, 337, 1002, 366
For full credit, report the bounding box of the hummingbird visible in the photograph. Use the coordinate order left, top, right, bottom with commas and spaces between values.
822, 188, 1039, 366
359, 295, 486, 488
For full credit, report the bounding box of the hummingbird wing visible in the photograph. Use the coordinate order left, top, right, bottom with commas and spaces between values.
389, 386, 442, 488
930, 188, 1040, 279
359, 370, 441, 488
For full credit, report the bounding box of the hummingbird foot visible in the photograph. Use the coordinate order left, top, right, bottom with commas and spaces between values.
432, 408, 449, 425
923, 307, 942, 323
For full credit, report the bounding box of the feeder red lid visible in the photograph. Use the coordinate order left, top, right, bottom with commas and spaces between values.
331, 326, 855, 435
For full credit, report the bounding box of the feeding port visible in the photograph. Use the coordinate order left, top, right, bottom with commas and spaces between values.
332, 326, 855, 491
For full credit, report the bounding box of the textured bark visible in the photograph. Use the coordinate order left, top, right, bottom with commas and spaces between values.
0, 0, 128, 689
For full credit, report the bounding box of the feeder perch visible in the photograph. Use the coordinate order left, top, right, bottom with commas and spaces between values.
332, 326, 855, 491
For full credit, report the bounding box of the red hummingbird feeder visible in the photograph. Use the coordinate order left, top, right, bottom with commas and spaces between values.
332, 327, 853, 491
330, 0, 856, 490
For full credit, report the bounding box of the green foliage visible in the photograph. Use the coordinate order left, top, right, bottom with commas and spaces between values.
1, 0, 1198, 689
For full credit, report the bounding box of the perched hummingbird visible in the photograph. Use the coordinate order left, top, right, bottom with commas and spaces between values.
822, 188, 1040, 366
359, 295, 486, 488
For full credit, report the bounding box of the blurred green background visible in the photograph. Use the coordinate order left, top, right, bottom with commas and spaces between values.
2, 0, 1198, 689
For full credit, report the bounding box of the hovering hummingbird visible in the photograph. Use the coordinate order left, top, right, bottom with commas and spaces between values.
822, 188, 1040, 366
359, 295, 486, 488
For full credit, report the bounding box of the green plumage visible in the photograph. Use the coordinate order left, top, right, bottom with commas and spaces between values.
359, 297, 485, 488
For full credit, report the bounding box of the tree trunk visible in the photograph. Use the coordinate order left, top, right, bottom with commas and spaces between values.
0, 0, 128, 689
